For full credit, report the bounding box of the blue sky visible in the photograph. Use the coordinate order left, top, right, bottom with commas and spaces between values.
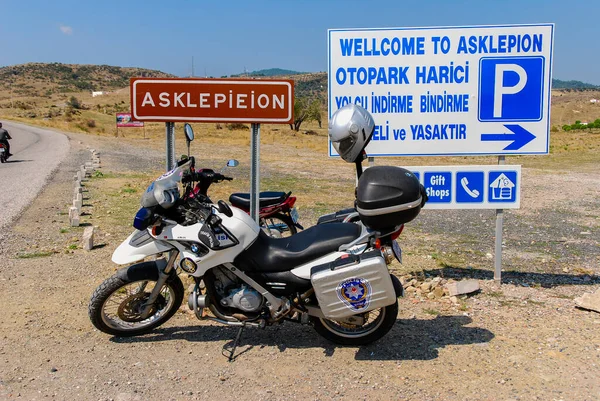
1, 0, 598, 84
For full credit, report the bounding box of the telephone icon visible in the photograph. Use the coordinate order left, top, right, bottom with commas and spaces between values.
461, 177, 480, 198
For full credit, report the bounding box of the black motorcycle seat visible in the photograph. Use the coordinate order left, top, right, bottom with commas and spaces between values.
233, 223, 362, 273
229, 191, 288, 209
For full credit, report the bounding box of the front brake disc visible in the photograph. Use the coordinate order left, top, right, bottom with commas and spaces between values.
117, 293, 164, 322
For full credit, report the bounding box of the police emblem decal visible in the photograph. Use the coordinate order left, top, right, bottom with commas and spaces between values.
337, 278, 372, 311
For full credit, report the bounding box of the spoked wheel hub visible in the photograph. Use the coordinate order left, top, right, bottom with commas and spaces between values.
117, 293, 165, 323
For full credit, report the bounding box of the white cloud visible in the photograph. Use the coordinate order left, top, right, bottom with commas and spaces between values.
59, 25, 73, 35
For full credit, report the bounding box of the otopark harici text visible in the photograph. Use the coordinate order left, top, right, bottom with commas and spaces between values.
328, 25, 553, 156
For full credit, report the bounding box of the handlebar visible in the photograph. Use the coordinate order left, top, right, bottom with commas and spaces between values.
210, 172, 233, 182
177, 156, 195, 168
182, 169, 233, 184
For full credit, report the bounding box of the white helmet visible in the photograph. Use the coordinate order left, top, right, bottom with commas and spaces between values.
329, 104, 375, 163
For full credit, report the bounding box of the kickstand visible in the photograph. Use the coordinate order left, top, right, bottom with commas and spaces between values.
222, 323, 246, 362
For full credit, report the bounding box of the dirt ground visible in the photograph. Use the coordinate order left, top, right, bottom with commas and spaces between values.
0, 130, 599, 401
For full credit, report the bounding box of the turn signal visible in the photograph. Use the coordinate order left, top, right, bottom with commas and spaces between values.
374, 238, 382, 249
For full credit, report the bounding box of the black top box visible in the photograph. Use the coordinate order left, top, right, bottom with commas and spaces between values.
356, 166, 426, 231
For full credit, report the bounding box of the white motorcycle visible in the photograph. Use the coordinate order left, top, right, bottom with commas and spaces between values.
88, 105, 427, 356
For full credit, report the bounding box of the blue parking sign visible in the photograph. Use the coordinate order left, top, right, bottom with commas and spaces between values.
456, 172, 484, 203
479, 56, 545, 122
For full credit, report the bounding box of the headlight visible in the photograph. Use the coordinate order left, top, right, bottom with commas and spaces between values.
180, 258, 197, 274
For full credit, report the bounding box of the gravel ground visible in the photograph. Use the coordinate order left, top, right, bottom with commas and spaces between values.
0, 131, 599, 400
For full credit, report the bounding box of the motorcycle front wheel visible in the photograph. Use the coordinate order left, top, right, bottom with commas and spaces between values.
311, 300, 398, 345
88, 264, 184, 337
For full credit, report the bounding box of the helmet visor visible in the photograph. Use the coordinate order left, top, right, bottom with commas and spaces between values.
333, 136, 356, 162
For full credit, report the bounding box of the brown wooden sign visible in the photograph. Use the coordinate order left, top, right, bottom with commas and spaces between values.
130, 78, 294, 123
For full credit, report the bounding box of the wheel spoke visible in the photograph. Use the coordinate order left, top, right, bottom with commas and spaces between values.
136, 281, 149, 294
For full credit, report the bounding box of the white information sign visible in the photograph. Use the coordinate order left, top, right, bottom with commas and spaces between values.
328, 24, 554, 156
404, 165, 521, 209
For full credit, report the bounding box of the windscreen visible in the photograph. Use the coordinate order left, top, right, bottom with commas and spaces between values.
140, 160, 193, 208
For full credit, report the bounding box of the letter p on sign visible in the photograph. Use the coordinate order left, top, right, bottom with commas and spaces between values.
493, 64, 527, 118
478, 56, 545, 122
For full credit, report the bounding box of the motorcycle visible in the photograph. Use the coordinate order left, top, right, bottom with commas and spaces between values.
88, 105, 427, 358
228, 191, 302, 238
181, 123, 302, 238
0, 143, 9, 163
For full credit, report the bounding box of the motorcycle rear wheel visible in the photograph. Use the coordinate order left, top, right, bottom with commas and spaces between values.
311, 300, 398, 345
260, 213, 297, 238
89, 268, 184, 337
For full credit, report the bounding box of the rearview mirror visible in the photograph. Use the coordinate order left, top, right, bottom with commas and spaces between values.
184, 123, 194, 157
184, 123, 194, 142
227, 159, 239, 167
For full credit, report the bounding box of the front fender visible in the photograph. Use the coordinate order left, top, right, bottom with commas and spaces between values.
114, 258, 183, 282
112, 230, 173, 265
115, 260, 163, 281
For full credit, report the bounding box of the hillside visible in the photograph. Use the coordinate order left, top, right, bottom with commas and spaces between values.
553, 78, 599, 90
286, 72, 327, 100
0, 63, 174, 97
230, 68, 304, 77
228, 70, 327, 102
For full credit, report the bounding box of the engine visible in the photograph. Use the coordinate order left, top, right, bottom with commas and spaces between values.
211, 266, 264, 313
220, 286, 263, 312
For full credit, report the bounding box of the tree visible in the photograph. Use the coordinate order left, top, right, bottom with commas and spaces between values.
290, 97, 322, 131
67, 96, 82, 110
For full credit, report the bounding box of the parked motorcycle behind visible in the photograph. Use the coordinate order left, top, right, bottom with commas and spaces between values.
88, 104, 427, 359
228, 191, 301, 238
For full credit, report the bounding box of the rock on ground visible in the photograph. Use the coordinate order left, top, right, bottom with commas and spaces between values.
445, 279, 481, 296
574, 287, 600, 313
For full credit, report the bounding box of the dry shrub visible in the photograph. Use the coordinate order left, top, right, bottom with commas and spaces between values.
226, 123, 249, 131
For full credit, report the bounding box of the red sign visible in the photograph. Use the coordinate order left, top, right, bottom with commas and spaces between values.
130, 78, 294, 123
116, 113, 144, 127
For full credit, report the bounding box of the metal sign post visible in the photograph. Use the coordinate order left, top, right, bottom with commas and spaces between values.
166, 122, 175, 171
250, 124, 261, 222
494, 155, 506, 282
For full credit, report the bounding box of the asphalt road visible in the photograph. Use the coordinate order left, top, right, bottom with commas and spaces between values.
0, 121, 70, 230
